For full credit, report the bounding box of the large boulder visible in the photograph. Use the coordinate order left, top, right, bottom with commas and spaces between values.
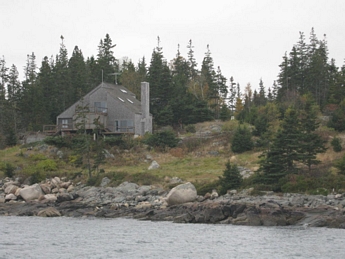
5, 184, 19, 195
19, 184, 44, 201
166, 182, 197, 206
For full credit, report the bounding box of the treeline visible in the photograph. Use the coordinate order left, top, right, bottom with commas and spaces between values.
0, 34, 236, 148
1, 28, 345, 150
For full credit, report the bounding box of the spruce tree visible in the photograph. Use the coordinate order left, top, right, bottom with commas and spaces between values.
69, 46, 87, 101
219, 161, 242, 195
231, 125, 253, 153
298, 95, 327, 170
96, 34, 117, 83
147, 37, 173, 125
256, 108, 300, 184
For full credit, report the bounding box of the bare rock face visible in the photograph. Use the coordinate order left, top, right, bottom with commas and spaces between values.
19, 184, 44, 201
166, 182, 197, 206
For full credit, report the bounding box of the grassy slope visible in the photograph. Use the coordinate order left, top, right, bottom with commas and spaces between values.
1, 120, 344, 192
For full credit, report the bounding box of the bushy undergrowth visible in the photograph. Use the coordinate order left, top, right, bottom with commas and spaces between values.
0, 162, 15, 178
180, 137, 204, 152
143, 130, 179, 151
194, 181, 220, 196
44, 136, 70, 148
86, 171, 162, 187
331, 137, 343, 152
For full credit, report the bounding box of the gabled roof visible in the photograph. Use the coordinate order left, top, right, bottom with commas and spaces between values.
100, 82, 142, 114
57, 82, 142, 118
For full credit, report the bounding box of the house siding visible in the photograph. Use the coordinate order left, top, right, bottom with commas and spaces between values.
55, 83, 152, 135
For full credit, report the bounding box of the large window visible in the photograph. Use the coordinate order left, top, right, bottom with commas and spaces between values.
115, 120, 134, 133
94, 101, 107, 113
59, 118, 72, 129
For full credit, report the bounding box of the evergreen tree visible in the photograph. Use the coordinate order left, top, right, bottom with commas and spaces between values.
37, 56, 55, 123
147, 37, 173, 126
137, 56, 148, 82
298, 95, 327, 170
7, 65, 22, 135
69, 46, 87, 101
186, 39, 198, 80
227, 76, 237, 115
327, 98, 345, 132
0, 56, 8, 100
120, 59, 141, 98
219, 104, 231, 121
0, 57, 9, 148
219, 161, 242, 195
256, 108, 300, 184
86, 56, 100, 90
201, 45, 218, 116
231, 125, 253, 153
21, 52, 40, 130
54, 36, 71, 111
96, 33, 117, 83
258, 79, 266, 106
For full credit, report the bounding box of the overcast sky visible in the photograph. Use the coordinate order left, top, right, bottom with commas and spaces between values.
1, 0, 345, 91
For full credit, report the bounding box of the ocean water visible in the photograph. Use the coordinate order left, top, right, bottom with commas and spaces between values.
0, 216, 344, 259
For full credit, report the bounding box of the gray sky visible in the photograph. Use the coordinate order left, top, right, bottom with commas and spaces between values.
1, 0, 345, 91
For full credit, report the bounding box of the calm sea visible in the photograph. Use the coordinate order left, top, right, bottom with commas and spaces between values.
0, 216, 344, 259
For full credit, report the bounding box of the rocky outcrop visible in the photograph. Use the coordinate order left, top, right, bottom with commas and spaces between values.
2, 179, 345, 228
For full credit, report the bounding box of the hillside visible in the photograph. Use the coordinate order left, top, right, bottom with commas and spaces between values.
1, 120, 345, 194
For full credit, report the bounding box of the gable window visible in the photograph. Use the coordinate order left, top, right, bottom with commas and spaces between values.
115, 120, 134, 133
94, 101, 107, 113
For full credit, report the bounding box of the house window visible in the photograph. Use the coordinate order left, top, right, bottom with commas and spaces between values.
94, 101, 107, 113
115, 120, 134, 133
59, 118, 72, 129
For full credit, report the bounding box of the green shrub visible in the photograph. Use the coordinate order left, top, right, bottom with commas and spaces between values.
143, 130, 179, 150
194, 181, 220, 196
331, 137, 342, 152
44, 136, 70, 148
30, 171, 45, 184
104, 136, 125, 147
334, 155, 345, 175
30, 153, 47, 161
2, 163, 15, 178
36, 159, 58, 171
86, 175, 100, 186
185, 124, 196, 133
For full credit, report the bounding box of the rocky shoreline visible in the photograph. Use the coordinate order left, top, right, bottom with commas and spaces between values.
1, 177, 345, 228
